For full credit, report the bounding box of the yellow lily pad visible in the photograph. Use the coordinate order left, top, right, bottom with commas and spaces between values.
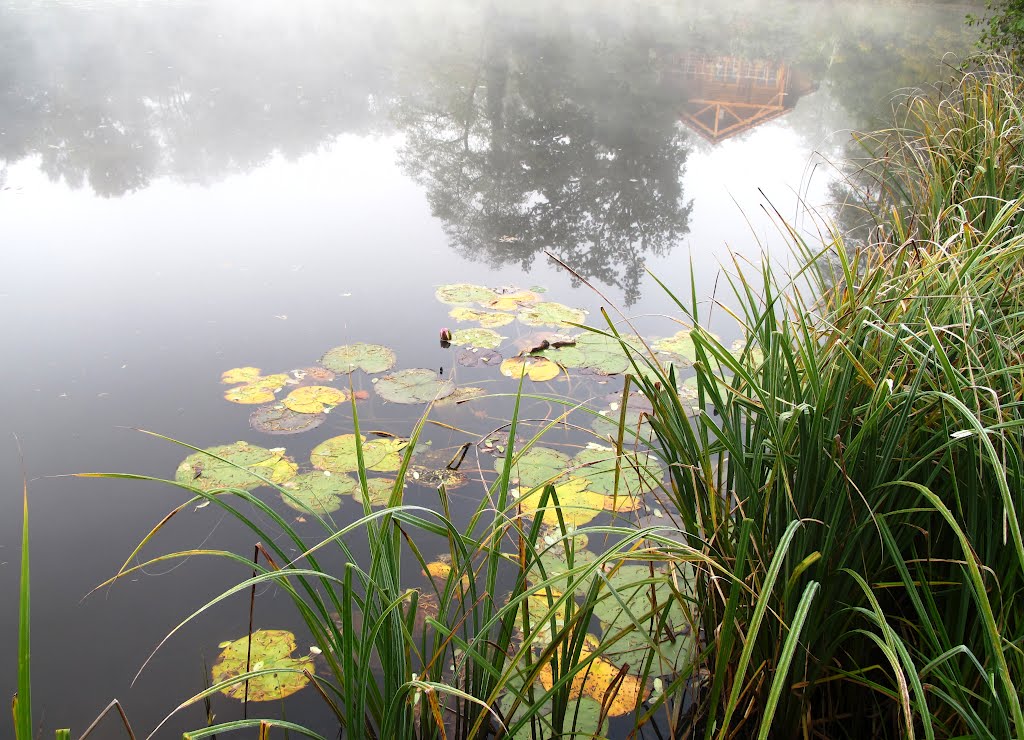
221, 367, 263, 384
311, 434, 407, 473
515, 477, 605, 528
517, 301, 587, 327
223, 374, 291, 405
282, 386, 347, 414
449, 306, 515, 327
537, 634, 649, 716
500, 356, 561, 382
485, 290, 540, 311
211, 629, 314, 702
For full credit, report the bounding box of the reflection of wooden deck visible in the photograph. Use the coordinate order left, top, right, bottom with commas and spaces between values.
674, 54, 816, 143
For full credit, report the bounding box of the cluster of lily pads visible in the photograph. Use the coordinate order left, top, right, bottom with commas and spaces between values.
186, 282, 722, 708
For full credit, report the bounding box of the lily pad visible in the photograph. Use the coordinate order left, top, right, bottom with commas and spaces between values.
433, 386, 487, 407
652, 329, 697, 361
572, 447, 664, 498
449, 306, 515, 327
500, 356, 561, 382
279, 472, 359, 515
292, 366, 336, 383
211, 629, 314, 702
591, 399, 655, 442
435, 283, 497, 305
484, 290, 540, 311
224, 374, 291, 405
517, 302, 587, 327
496, 446, 570, 490
594, 564, 694, 676
320, 343, 397, 375
535, 634, 649, 716
282, 386, 347, 414
451, 327, 504, 349
352, 477, 398, 507
375, 369, 455, 404
498, 667, 608, 740
311, 434, 407, 473
175, 442, 297, 492
411, 447, 468, 490
515, 477, 606, 528
221, 367, 263, 384
540, 332, 632, 375
456, 348, 502, 368
249, 404, 327, 435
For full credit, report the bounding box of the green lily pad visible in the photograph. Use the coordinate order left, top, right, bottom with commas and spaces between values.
517, 301, 587, 327
495, 446, 570, 490
433, 386, 488, 407
320, 343, 397, 375
449, 306, 516, 327
593, 564, 695, 676
528, 537, 599, 595
311, 434, 407, 473
435, 283, 497, 305
175, 442, 297, 492
456, 349, 502, 368
451, 327, 504, 349
652, 329, 697, 361
730, 337, 765, 366
351, 477, 398, 507
211, 629, 314, 702
515, 477, 605, 528
249, 405, 326, 435
375, 369, 455, 404
540, 332, 632, 375
279, 472, 359, 515
591, 405, 655, 442
499, 665, 610, 738
572, 447, 664, 497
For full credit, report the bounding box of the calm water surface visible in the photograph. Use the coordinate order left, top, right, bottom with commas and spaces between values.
0, 0, 977, 736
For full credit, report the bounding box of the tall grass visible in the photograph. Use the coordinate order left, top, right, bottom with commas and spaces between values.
606, 58, 1024, 739
84, 381, 685, 739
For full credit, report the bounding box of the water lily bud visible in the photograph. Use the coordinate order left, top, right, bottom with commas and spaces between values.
440, 328, 453, 341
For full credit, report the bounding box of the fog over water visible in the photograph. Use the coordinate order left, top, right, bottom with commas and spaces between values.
0, 1, 978, 735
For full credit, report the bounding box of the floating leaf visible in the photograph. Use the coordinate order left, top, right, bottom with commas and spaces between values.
500, 356, 561, 382
652, 329, 697, 360
448, 306, 516, 327
456, 349, 502, 368
224, 383, 277, 405
496, 446, 570, 490
451, 327, 504, 349
593, 564, 694, 676
540, 332, 631, 375
517, 301, 586, 327
498, 668, 608, 740
175, 442, 297, 492
211, 630, 313, 702
249, 405, 326, 435
320, 343, 396, 375
221, 367, 263, 384
515, 477, 605, 528
535, 634, 649, 716
282, 386, 347, 414
730, 337, 765, 365
279, 472, 358, 515
351, 477, 397, 507
591, 395, 655, 441
485, 290, 540, 311
375, 369, 455, 404
223, 373, 291, 405
572, 447, 664, 499
411, 447, 468, 490
311, 434, 407, 473
435, 283, 496, 305
293, 366, 336, 383
433, 386, 487, 406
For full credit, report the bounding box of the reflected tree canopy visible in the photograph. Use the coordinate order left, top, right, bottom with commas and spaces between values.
393, 9, 693, 304
0, 0, 978, 295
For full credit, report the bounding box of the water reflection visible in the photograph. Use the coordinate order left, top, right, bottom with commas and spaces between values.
0, 0, 976, 291
393, 10, 693, 305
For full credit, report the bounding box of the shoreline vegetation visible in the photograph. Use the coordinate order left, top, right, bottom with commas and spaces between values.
15, 57, 1024, 739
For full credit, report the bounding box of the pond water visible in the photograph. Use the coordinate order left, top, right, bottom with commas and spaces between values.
0, 0, 979, 736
